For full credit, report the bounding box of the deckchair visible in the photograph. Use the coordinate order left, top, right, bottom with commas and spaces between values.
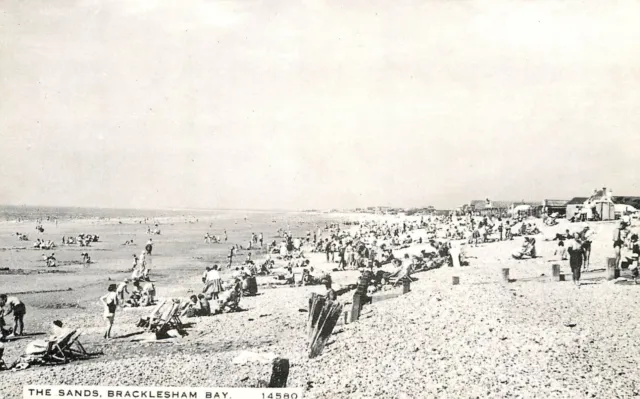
42, 329, 77, 363
137, 299, 167, 329
59, 331, 91, 359
168, 305, 183, 329
149, 303, 183, 334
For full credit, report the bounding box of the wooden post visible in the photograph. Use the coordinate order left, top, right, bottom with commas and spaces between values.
452, 276, 460, 285
558, 274, 565, 282
309, 302, 343, 358
350, 293, 362, 322
343, 310, 348, 325
552, 264, 560, 278
307, 294, 326, 338
607, 257, 619, 281
402, 278, 411, 294
502, 268, 510, 283
268, 358, 289, 388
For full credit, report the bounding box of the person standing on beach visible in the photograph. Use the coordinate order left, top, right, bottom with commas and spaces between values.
116, 279, 129, 302
224, 230, 228, 242
99, 285, 119, 339
259, 233, 263, 248
204, 265, 223, 300
581, 225, 595, 271
132, 254, 139, 270
567, 233, 584, 287
228, 246, 235, 267
0, 294, 26, 336
613, 220, 628, 269
325, 241, 332, 262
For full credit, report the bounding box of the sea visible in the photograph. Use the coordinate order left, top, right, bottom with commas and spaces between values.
0, 205, 301, 222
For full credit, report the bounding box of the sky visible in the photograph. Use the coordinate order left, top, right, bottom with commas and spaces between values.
1, 0, 639, 210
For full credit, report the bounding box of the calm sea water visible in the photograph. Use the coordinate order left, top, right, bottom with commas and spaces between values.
0, 205, 281, 222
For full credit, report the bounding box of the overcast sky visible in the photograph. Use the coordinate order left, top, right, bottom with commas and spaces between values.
1, 0, 639, 210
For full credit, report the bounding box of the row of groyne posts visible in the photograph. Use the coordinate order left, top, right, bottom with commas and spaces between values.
451, 257, 623, 285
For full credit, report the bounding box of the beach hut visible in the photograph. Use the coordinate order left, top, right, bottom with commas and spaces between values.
542, 199, 569, 217
567, 189, 616, 221
510, 204, 532, 216
591, 199, 615, 220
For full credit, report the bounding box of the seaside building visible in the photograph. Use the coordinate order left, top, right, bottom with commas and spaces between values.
542, 199, 569, 217
566, 197, 589, 220
465, 199, 514, 217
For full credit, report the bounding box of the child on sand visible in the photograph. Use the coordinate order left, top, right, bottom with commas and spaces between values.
554, 240, 568, 261
0, 294, 26, 337
99, 284, 119, 339
116, 279, 129, 302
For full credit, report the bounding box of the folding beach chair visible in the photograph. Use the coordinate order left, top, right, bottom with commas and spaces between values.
137, 299, 167, 329
59, 331, 91, 360
168, 305, 183, 329
149, 302, 184, 335
42, 329, 77, 364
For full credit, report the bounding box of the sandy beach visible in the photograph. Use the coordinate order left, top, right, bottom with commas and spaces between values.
0, 210, 639, 399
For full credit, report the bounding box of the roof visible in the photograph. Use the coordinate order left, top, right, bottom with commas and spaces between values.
613, 196, 640, 208
469, 200, 514, 210
544, 199, 569, 207
567, 197, 588, 205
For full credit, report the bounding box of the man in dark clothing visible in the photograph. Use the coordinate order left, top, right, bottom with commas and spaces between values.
325, 282, 337, 301
354, 267, 374, 312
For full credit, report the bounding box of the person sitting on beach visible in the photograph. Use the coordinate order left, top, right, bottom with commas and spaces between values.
325, 281, 337, 301
180, 295, 201, 318
218, 281, 242, 313
197, 294, 211, 316
554, 240, 568, 261
81, 252, 91, 264
48, 320, 72, 342
126, 282, 143, 307
511, 237, 537, 259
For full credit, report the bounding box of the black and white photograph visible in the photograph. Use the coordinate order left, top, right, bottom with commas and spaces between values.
1, 0, 640, 398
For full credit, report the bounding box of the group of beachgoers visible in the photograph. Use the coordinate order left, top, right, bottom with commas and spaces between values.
61, 234, 99, 246
32, 238, 56, 250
